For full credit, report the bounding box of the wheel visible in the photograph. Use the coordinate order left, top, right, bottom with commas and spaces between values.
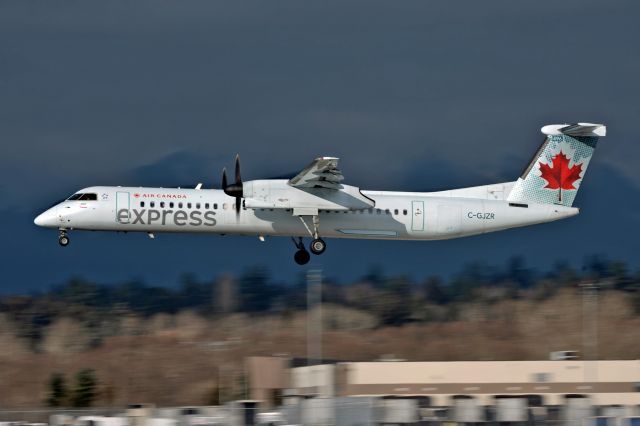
294, 249, 310, 265
58, 235, 70, 247
309, 238, 326, 255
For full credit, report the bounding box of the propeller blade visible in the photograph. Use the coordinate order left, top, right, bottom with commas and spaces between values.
221, 168, 228, 190
235, 154, 242, 185
223, 155, 244, 217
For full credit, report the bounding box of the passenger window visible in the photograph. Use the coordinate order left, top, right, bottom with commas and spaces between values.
403, 209, 408, 215
196, 203, 201, 209
223, 203, 228, 210
178, 202, 183, 208
187, 203, 192, 209
385, 209, 390, 214
214, 203, 218, 210
150, 202, 155, 208
160, 202, 165, 208
376, 209, 381, 214
394, 209, 398, 215
170, 202, 174, 208
205, 203, 209, 209
141, 201, 145, 207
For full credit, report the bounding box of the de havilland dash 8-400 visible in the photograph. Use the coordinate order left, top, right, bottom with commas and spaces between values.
35, 123, 605, 265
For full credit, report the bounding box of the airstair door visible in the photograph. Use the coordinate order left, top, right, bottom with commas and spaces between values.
412, 200, 425, 231
116, 191, 130, 223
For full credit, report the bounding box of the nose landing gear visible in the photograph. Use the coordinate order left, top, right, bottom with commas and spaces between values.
58, 230, 69, 247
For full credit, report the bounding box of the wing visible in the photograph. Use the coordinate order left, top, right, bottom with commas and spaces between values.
288, 157, 344, 190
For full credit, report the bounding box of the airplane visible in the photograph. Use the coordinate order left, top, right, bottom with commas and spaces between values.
35, 122, 605, 265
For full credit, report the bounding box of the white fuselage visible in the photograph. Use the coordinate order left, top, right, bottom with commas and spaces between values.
34, 182, 579, 241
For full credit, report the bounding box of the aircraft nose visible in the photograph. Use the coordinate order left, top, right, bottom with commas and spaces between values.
34, 207, 59, 228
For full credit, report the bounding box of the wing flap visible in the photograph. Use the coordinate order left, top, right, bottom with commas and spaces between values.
288, 157, 344, 189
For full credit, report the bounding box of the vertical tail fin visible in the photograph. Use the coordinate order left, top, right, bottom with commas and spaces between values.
507, 123, 606, 207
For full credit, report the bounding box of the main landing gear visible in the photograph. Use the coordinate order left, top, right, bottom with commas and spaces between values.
58, 230, 69, 247
310, 238, 326, 255
293, 237, 311, 265
292, 214, 328, 265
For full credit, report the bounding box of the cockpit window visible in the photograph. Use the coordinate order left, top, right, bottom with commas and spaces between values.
67, 193, 97, 201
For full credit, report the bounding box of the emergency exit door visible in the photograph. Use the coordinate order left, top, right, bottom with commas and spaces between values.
412, 200, 424, 231
116, 191, 130, 223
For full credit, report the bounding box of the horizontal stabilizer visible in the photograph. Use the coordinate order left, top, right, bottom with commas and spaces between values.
541, 123, 606, 137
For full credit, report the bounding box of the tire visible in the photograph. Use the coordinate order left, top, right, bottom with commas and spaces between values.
294, 249, 311, 265
58, 235, 70, 247
309, 238, 326, 255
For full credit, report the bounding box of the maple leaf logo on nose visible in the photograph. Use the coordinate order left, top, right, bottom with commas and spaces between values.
539, 151, 583, 190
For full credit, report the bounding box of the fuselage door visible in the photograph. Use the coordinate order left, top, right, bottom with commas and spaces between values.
412, 200, 425, 231
116, 191, 130, 223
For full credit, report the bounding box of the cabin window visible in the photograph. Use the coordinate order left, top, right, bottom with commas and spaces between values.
214, 203, 218, 210
187, 203, 192, 209
178, 202, 183, 208
169, 202, 174, 208
376, 209, 381, 214
205, 203, 209, 209
394, 209, 399, 215
223, 203, 228, 210
403, 209, 408, 215
385, 209, 390, 214
140, 201, 145, 208
150, 202, 155, 208
196, 203, 201, 209
160, 202, 165, 208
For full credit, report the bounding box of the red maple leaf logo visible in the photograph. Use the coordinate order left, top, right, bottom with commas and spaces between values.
134, 193, 140, 198
539, 151, 583, 190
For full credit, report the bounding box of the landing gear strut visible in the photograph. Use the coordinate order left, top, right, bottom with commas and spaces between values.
292, 237, 310, 265
297, 214, 327, 257
293, 212, 328, 264
58, 230, 69, 247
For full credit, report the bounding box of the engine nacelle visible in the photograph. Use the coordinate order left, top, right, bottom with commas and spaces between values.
243, 180, 374, 211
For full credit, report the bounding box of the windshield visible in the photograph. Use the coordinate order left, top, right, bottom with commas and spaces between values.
67, 193, 97, 201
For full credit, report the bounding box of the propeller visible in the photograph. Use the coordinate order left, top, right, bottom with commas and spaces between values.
221, 154, 243, 216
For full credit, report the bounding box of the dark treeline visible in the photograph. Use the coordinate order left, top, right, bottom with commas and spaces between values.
1, 255, 639, 348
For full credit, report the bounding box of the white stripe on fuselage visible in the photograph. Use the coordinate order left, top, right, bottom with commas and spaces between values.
46, 186, 579, 241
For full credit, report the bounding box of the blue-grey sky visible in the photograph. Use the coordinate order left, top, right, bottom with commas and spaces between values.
1, 0, 639, 292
